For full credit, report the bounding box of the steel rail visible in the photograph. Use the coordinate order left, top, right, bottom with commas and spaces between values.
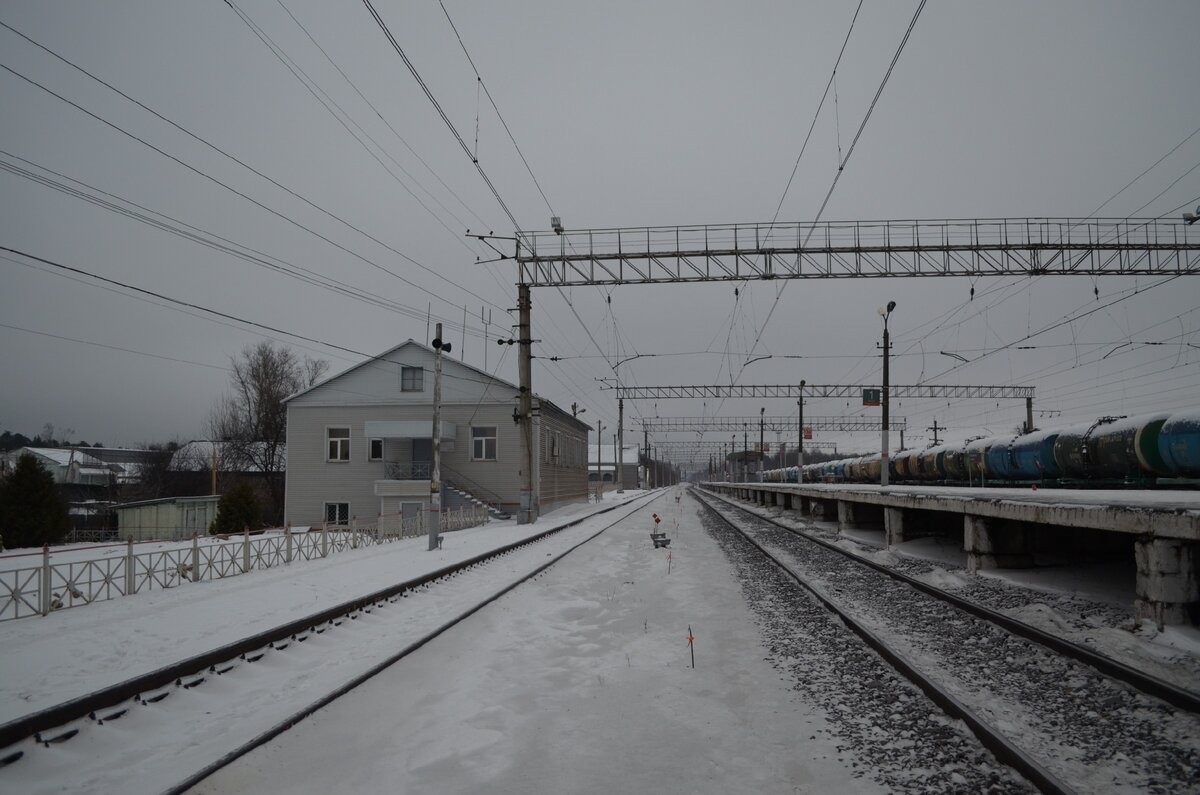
696, 486, 1200, 715
0, 492, 661, 758
690, 487, 1071, 795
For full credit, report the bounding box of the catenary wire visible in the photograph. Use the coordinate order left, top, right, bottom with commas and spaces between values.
0, 21, 506, 317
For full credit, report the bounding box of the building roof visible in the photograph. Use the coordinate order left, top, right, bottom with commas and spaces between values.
286, 339, 591, 434
286, 339, 522, 404
113, 495, 221, 511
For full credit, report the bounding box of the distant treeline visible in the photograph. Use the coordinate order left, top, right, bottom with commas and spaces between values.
0, 431, 105, 451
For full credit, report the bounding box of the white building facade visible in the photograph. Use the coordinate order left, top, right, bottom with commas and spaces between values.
284, 341, 590, 526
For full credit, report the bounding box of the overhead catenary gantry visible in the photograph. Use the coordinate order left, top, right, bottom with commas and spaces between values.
515, 218, 1200, 286
640, 416, 907, 433
609, 384, 1034, 400
509, 218, 1200, 521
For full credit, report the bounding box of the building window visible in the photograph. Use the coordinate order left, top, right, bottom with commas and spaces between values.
401, 366, 424, 392
324, 502, 349, 525
369, 438, 384, 461
327, 427, 350, 461
472, 426, 497, 461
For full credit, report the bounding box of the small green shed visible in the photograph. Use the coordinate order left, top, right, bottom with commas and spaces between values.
114, 496, 221, 541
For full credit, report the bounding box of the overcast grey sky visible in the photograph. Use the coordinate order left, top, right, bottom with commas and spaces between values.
2, 1, 1198, 459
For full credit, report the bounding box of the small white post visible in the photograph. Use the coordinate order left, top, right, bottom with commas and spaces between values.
40, 544, 51, 616
242, 527, 251, 573
321, 522, 329, 558
191, 533, 200, 582
351, 516, 359, 549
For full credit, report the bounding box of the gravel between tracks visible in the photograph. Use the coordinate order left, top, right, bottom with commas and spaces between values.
700, 494, 1200, 793
698, 502, 1034, 794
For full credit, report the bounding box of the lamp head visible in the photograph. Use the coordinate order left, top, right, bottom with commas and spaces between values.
886, 300, 897, 314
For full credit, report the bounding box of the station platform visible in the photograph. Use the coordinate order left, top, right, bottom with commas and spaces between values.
702, 481, 1200, 626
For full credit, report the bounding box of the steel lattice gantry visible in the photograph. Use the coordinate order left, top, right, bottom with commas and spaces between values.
611, 384, 1034, 400
639, 415, 906, 433
652, 440, 840, 456
514, 218, 1200, 286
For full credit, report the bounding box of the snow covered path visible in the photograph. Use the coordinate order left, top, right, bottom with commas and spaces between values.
197, 489, 879, 794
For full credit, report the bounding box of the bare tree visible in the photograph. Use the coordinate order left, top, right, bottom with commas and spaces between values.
208, 342, 327, 522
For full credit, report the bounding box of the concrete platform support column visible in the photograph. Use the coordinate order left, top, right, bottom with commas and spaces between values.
963, 515, 1034, 573
1135, 538, 1199, 627
794, 495, 809, 517
837, 501, 856, 534
884, 507, 906, 547
776, 492, 788, 509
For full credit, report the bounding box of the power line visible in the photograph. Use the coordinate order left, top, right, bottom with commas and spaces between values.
765, 0, 864, 235
437, 0, 555, 217
0, 321, 231, 371
222, 2, 496, 271
0, 151, 490, 339
721, 0, 927, 405
273, 0, 489, 233
360, 0, 524, 235
0, 21, 507, 317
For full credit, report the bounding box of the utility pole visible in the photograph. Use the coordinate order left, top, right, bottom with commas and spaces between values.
595, 419, 603, 501
1025, 397, 1034, 435
617, 398, 625, 493
430, 323, 451, 550
743, 425, 748, 483
928, 419, 941, 445
517, 284, 536, 523
612, 432, 618, 494
644, 430, 650, 489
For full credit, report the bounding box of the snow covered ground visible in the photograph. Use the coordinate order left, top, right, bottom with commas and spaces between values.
2, 485, 1197, 793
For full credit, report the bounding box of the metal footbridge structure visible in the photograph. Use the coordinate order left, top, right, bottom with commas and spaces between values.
504, 218, 1200, 520
515, 218, 1200, 286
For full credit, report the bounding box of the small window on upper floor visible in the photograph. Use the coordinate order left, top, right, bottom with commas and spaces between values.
472, 426, 497, 461
327, 427, 350, 461
369, 438, 384, 461
401, 366, 424, 392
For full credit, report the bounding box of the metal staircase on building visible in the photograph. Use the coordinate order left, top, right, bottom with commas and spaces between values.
441, 467, 512, 520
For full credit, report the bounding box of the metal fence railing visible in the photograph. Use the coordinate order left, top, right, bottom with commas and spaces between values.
0, 505, 489, 622
383, 461, 431, 480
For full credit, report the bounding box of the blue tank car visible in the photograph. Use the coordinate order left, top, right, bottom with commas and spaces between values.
1158, 410, 1200, 478
1009, 430, 1061, 479
984, 436, 1020, 480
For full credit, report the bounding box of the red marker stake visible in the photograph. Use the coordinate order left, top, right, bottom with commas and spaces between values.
687, 625, 695, 668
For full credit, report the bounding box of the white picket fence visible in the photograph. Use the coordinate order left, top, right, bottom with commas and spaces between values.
0, 505, 488, 622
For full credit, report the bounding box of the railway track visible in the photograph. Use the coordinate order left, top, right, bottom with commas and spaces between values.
692, 486, 1200, 794
0, 492, 661, 794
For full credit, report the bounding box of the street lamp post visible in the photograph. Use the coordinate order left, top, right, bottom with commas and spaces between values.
759, 407, 765, 482
880, 301, 896, 487
797, 378, 806, 480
